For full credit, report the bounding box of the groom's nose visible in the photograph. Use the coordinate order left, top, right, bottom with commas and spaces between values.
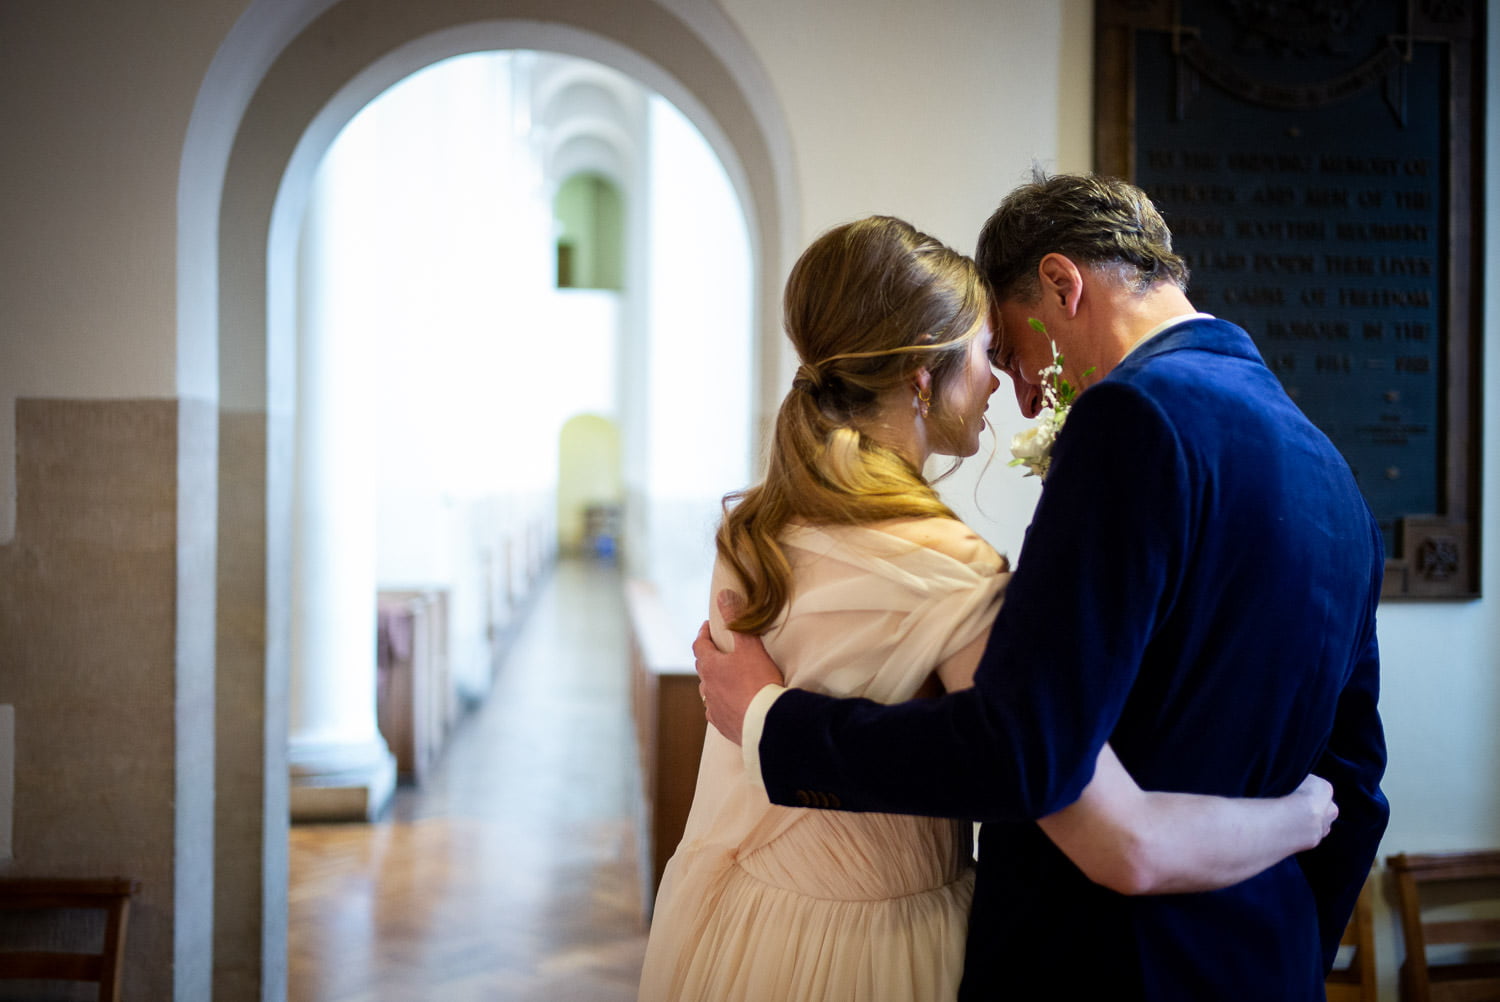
1009, 373, 1042, 418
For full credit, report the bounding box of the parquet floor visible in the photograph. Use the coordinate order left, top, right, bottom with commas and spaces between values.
289, 558, 650, 1001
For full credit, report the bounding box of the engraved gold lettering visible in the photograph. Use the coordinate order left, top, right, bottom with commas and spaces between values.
1266, 320, 1349, 340
1226, 152, 1313, 172
1172, 217, 1226, 238
1253, 253, 1315, 274
1324, 255, 1375, 275
1380, 256, 1433, 276
1335, 222, 1429, 241
1236, 220, 1327, 240
1304, 187, 1350, 208
1223, 286, 1286, 306
1152, 183, 1237, 204
1319, 155, 1400, 175
1339, 288, 1432, 307
1251, 186, 1297, 206
1183, 252, 1246, 271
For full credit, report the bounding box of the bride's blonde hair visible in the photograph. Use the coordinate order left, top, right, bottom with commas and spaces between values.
718, 215, 990, 633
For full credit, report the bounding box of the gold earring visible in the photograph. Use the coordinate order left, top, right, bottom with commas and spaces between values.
917, 387, 931, 418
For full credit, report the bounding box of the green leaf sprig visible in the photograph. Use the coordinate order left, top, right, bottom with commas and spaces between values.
1006, 318, 1096, 480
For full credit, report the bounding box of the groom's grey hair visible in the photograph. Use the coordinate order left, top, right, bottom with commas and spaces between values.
975, 170, 1190, 302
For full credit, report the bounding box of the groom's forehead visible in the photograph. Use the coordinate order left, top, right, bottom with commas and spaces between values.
992, 299, 1028, 343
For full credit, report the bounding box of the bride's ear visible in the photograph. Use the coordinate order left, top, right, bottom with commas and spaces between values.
913, 367, 933, 417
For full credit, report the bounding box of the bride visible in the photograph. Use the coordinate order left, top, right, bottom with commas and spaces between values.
636, 215, 1334, 1002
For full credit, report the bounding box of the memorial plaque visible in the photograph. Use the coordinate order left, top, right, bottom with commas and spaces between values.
1095, 0, 1482, 599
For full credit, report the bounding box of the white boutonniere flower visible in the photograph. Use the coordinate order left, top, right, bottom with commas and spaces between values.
1008, 319, 1094, 481
1009, 419, 1058, 478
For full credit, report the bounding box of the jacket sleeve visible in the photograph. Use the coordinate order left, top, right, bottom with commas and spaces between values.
758, 383, 1191, 822
1296, 549, 1389, 969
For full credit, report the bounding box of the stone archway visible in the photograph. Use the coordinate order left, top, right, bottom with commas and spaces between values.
182, 2, 794, 996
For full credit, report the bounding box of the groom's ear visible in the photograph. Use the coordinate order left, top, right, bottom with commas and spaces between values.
1037, 253, 1083, 317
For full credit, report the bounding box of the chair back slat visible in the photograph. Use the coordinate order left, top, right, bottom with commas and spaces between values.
1389, 851, 1500, 1002
0, 950, 106, 980
1422, 918, 1500, 947
0, 878, 137, 1002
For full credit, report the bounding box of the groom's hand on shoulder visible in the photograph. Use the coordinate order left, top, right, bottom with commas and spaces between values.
693, 590, 787, 747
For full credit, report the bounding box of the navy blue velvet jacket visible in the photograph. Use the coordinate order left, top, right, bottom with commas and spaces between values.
758, 318, 1389, 1001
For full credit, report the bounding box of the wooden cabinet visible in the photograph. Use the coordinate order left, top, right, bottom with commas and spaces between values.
376, 589, 451, 784
625, 581, 706, 917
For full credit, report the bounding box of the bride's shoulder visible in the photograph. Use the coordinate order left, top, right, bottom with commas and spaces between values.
868, 517, 1007, 571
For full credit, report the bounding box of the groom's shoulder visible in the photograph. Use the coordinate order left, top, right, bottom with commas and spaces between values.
1096, 343, 1251, 418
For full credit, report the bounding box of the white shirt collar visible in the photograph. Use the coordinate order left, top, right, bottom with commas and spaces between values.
1120, 312, 1216, 361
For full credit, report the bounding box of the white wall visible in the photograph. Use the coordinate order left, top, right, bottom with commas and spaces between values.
0, 2, 242, 543
640, 94, 754, 631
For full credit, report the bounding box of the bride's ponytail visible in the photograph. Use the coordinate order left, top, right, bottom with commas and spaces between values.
717, 216, 990, 634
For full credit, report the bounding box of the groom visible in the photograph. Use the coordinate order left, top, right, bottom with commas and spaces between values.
694, 173, 1388, 1000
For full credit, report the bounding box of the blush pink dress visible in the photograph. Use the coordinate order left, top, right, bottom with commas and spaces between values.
638, 521, 1007, 1002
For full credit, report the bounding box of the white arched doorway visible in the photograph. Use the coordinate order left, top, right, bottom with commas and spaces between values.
558, 414, 623, 556
181, 2, 795, 996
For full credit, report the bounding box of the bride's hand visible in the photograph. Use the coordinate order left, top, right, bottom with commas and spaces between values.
1292, 774, 1338, 848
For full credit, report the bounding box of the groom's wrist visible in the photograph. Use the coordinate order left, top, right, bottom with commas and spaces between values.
740, 683, 787, 791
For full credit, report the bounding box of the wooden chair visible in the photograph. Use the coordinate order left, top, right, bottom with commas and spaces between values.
1327, 873, 1378, 1002
1388, 850, 1500, 1002
0, 878, 138, 1002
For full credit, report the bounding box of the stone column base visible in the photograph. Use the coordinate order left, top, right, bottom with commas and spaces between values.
288, 737, 397, 822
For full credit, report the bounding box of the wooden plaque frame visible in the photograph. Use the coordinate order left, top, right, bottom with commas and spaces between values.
1094, 0, 1484, 599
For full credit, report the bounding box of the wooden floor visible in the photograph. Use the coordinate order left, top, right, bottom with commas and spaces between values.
289, 558, 650, 1001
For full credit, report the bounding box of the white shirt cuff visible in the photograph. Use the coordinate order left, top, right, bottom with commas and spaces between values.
740, 683, 787, 794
